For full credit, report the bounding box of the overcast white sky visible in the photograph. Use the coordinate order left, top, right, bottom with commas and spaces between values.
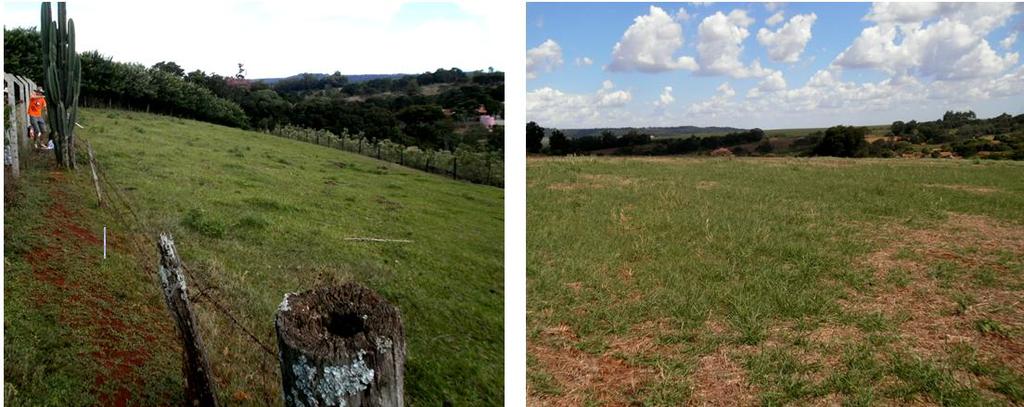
3, 0, 510, 78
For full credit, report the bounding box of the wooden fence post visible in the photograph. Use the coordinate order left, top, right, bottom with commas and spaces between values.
452, 156, 458, 179
275, 282, 405, 407
157, 234, 220, 407
4, 74, 20, 179
86, 140, 102, 206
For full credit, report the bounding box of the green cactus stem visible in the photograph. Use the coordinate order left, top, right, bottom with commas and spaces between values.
40, 1, 81, 169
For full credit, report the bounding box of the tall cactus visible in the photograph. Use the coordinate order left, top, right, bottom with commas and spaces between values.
40, 2, 81, 168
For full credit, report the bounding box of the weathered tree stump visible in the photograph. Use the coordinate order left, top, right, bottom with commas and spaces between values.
157, 234, 219, 406
275, 282, 405, 407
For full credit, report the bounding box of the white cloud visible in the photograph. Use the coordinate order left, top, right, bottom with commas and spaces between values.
695, 10, 774, 78
576, 56, 594, 66
608, 5, 699, 72
676, 7, 690, 21
865, 2, 1016, 33
653, 86, 675, 107
687, 82, 738, 116
1003, 32, 1019, 50
765, 3, 784, 12
717, 82, 736, 97
757, 13, 816, 63
765, 11, 784, 27
835, 17, 1019, 80
682, 63, 1024, 127
747, 70, 787, 98
526, 82, 632, 127
526, 39, 564, 79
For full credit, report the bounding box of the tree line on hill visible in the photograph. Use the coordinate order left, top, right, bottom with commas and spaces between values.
528, 110, 1024, 160
4, 27, 504, 153
527, 121, 766, 156
806, 111, 1024, 159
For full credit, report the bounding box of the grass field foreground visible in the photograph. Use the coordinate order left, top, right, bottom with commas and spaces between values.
6, 108, 503, 405
527, 156, 1024, 405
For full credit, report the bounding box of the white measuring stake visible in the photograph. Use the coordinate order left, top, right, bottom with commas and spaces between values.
103, 227, 107, 259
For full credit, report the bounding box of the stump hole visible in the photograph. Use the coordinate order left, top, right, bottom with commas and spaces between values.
327, 311, 365, 338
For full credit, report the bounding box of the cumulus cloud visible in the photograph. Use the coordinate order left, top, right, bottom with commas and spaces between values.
765, 11, 784, 26
687, 82, 738, 116
835, 3, 1020, 81
1003, 32, 1019, 50
576, 56, 594, 66
653, 86, 675, 107
526, 81, 633, 127
597, 80, 632, 106
865, 2, 1015, 33
608, 6, 699, 72
675, 7, 690, 21
747, 70, 787, 98
717, 82, 736, 97
696, 10, 774, 78
682, 63, 1024, 127
526, 39, 563, 79
757, 13, 816, 63
835, 16, 1019, 80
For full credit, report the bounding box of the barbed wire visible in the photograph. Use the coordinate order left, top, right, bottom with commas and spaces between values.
80, 138, 278, 359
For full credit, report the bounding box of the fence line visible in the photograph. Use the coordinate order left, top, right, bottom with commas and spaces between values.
83, 139, 279, 362
269, 125, 504, 187
83, 139, 410, 403
4, 73, 39, 179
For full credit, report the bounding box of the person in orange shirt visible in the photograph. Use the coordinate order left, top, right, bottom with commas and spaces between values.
28, 88, 48, 149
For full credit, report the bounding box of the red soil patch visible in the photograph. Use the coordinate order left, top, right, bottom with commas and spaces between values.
690, 349, 758, 406
529, 324, 655, 406
852, 213, 1024, 373
22, 169, 176, 406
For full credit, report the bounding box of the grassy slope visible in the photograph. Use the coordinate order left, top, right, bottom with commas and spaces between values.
12, 108, 503, 405
527, 156, 1024, 405
5, 154, 184, 405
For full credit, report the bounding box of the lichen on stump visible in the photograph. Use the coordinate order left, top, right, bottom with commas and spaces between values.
275, 282, 405, 407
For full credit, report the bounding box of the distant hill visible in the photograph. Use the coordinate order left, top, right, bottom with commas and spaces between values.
548, 126, 746, 139
255, 73, 407, 85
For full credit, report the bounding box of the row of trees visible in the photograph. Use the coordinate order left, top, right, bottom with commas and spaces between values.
79, 52, 249, 127
648, 129, 766, 155
270, 125, 503, 186
890, 111, 1024, 144
527, 121, 766, 156
4, 27, 504, 153
271, 68, 503, 97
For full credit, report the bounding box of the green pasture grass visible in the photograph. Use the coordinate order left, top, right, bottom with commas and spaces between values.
11, 108, 503, 405
527, 156, 1024, 405
5, 155, 184, 405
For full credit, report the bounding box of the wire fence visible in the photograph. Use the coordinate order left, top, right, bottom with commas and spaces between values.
268, 125, 504, 187
82, 137, 280, 363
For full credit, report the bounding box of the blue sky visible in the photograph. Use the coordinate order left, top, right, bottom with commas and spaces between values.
526, 2, 1024, 129
3, 1, 507, 78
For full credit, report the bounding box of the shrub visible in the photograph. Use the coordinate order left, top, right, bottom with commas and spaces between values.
812, 126, 868, 157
